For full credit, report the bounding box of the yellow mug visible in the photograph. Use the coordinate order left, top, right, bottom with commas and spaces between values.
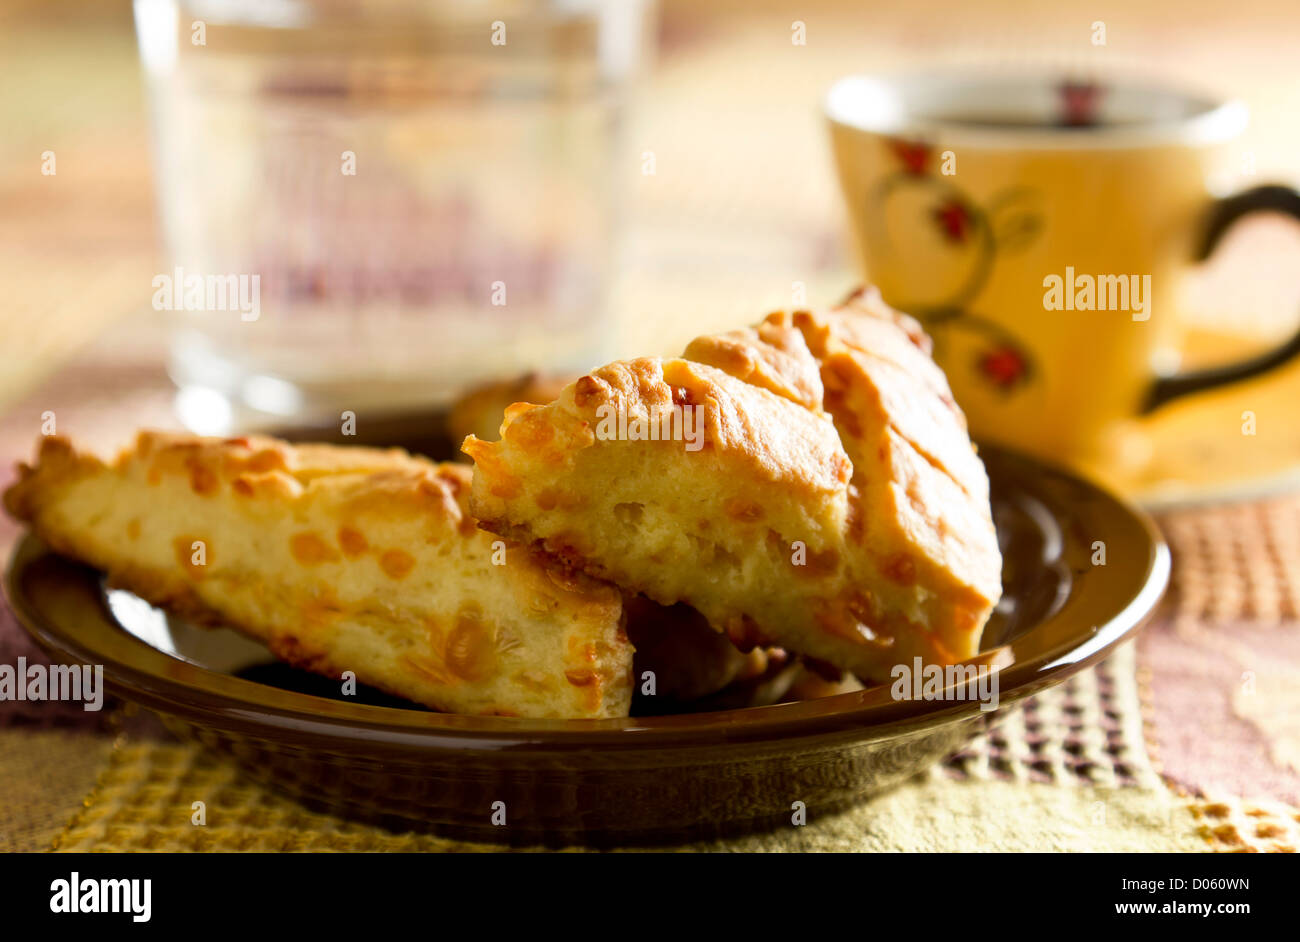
826, 72, 1300, 478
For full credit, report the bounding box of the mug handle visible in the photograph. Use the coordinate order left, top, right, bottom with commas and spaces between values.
1142, 183, 1300, 413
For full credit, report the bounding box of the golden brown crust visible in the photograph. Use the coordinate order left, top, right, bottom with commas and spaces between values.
6, 432, 633, 719
682, 317, 825, 412
466, 357, 852, 496
466, 288, 1003, 683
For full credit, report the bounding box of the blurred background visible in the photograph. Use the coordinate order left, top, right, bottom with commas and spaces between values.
1, 0, 1299, 496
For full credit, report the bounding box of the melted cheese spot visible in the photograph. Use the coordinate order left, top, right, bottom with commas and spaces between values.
379, 548, 415, 579
290, 532, 337, 565
338, 526, 369, 558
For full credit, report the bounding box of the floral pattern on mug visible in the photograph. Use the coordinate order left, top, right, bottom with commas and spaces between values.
872, 139, 1043, 394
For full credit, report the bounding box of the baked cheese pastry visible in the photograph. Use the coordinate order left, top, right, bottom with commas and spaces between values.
5, 432, 633, 718
464, 288, 1003, 683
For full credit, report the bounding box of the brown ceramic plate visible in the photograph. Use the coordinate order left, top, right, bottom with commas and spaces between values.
4, 426, 1167, 846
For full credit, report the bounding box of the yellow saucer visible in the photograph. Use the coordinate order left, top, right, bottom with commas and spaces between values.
1107, 326, 1300, 509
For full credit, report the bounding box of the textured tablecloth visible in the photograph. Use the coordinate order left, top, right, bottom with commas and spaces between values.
3, 0, 1300, 852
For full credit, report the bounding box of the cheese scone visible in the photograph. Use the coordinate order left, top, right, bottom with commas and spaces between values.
464, 288, 1003, 683
5, 432, 633, 718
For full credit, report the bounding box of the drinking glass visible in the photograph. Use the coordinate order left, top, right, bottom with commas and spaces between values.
134, 0, 652, 432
